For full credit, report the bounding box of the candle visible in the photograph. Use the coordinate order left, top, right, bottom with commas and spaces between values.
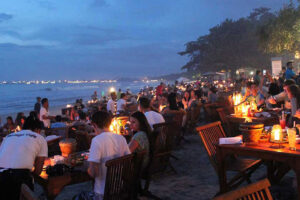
274, 129, 280, 141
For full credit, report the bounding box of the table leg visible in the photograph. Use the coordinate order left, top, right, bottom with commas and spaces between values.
216, 146, 227, 194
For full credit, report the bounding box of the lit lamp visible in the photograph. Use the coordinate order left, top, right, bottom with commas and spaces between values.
270, 125, 283, 144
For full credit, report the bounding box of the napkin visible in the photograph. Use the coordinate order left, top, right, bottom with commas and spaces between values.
254, 112, 271, 118
219, 136, 243, 145
45, 135, 60, 142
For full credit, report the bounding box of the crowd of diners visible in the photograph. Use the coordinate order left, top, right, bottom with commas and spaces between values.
1, 61, 300, 199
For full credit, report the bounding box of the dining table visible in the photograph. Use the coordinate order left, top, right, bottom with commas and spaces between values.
226, 114, 279, 136
216, 141, 300, 199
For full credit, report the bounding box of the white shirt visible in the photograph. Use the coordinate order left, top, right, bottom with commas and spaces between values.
0, 130, 48, 170
117, 99, 126, 112
106, 99, 116, 114
40, 107, 50, 128
88, 132, 130, 195
144, 111, 165, 129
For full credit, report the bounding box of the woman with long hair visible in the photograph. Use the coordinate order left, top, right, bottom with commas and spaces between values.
182, 91, 190, 110
128, 111, 151, 167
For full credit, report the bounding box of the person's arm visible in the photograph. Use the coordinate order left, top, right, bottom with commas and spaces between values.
33, 156, 46, 175
128, 140, 139, 153
291, 98, 297, 116
88, 162, 100, 178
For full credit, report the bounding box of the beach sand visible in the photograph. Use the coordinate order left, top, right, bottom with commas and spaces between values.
34, 132, 298, 200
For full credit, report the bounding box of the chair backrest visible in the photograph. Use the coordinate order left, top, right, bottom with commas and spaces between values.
104, 152, 145, 200
152, 122, 175, 153
216, 107, 233, 136
213, 179, 273, 200
19, 184, 38, 200
196, 121, 226, 171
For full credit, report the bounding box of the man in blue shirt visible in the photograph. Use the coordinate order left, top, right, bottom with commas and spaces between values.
285, 62, 296, 80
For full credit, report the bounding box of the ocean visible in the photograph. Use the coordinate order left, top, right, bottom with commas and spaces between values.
0, 81, 159, 118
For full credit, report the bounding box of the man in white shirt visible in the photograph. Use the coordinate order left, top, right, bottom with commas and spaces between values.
106, 92, 117, 116
88, 111, 130, 199
138, 97, 165, 129
40, 98, 55, 128
0, 116, 48, 199
116, 93, 127, 115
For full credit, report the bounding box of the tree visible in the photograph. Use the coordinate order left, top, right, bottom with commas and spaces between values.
258, 4, 300, 54
179, 8, 275, 73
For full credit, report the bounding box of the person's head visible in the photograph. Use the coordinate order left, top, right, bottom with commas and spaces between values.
110, 92, 117, 100
168, 92, 179, 110
130, 111, 151, 135
283, 79, 296, 92
79, 112, 87, 121
55, 115, 62, 122
286, 84, 299, 99
138, 97, 151, 112
190, 90, 195, 99
120, 93, 127, 100
210, 86, 217, 94
6, 116, 13, 125
91, 111, 112, 130
282, 67, 286, 72
37, 97, 41, 103
23, 116, 43, 133
287, 61, 293, 69
183, 91, 190, 100
194, 90, 202, 99
20, 116, 26, 125
250, 82, 259, 96
41, 98, 48, 108
256, 70, 261, 75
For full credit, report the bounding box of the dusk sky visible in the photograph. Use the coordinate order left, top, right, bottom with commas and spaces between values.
0, 0, 289, 81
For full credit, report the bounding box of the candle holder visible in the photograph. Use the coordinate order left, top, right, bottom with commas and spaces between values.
270, 125, 285, 148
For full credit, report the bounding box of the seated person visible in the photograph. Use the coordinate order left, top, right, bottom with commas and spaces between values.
0, 115, 47, 199
116, 93, 128, 115
51, 115, 67, 128
88, 111, 130, 200
72, 112, 94, 133
2, 116, 16, 133
128, 111, 151, 169
138, 97, 165, 129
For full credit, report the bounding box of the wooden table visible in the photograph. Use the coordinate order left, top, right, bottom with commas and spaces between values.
216, 142, 300, 199
35, 167, 92, 200
226, 114, 279, 136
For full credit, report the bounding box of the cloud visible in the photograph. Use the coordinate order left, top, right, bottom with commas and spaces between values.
0, 13, 13, 22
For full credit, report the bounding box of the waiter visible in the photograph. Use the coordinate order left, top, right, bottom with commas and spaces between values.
0, 115, 48, 200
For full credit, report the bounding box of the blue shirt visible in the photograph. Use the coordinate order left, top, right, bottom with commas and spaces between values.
285, 68, 295, 80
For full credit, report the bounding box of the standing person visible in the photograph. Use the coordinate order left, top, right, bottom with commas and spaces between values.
117, 88, 122, 100
88, 111, 130, 200
39, 98, 55, 128
106, 92, 117, 116
156, 82, 164, 97
116, 93, 127, 115
253, 70, 261, 85
138, 97, 165, 129
0, 115, 47, 200
34, 97, 41, 115
285, 62, 296, 80
182, 91, 190, 110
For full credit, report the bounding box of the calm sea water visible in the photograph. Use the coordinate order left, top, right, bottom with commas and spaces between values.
0, 81, 158, 116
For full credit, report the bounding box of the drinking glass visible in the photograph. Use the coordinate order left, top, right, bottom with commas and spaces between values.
280, 119, 286, 129
287, 128, 297, 150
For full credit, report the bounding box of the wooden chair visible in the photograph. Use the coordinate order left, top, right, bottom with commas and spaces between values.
203, 103, 220, 122
47, 137, 61, 157
162, 111, 185, 145
216, 107, 233, 136
103, 152, 145, 200
213, 178, 273, 200
186, 103, 202, 133
196, 121, 262, 192
19, 184, 38, 200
